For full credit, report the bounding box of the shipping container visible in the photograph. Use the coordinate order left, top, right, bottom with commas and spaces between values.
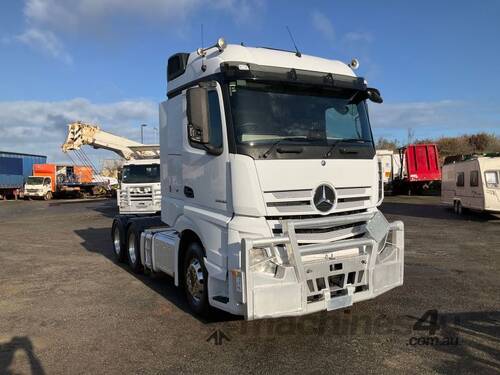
0, 151, 47, 199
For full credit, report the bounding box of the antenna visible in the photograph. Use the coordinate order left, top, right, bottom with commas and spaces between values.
286, 26, 301, 57
201, 24, 204, 50
200, 24, 207, 72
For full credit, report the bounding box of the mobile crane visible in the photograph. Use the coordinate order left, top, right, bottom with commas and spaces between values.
62, 121, 161, 214
111, 39, 405, 320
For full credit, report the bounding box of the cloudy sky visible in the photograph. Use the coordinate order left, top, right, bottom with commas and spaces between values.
1, 0, 499, 164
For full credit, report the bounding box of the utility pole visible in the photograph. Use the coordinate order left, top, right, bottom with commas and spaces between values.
141, 124, 147, 144
154, 127, 159, 143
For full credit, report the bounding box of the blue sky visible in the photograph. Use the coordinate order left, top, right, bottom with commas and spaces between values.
0, 0, 499, 163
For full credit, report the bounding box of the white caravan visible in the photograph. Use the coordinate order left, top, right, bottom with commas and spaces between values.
442, 154, 500, 214
62, 122, 161, 215
111, 39, 405, 320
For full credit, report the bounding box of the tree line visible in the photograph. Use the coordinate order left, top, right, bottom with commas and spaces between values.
376, 133, 500, 158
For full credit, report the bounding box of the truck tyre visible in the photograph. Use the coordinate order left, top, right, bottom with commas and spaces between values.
44, 191, 52, 200
456, 201, 463, 215
183, 242, 210, 317
126, 224, 143, 273
111, 219, 126, 263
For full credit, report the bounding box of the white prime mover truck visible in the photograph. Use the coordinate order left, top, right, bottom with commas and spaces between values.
111, 39, 405, 320
63, 122, 161, 215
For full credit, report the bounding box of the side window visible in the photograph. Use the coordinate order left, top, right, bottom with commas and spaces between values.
207, 90, 223, 148
470, 170, 479, 187
44, 178, 50, 185
456, 172, 464, 187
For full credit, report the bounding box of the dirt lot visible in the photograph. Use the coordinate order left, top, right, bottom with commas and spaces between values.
0, 196, 499, 374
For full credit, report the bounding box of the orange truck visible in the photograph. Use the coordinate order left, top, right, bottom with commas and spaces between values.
24, 164, 96, 199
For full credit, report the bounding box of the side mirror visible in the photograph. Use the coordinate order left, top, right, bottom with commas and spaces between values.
187, 87, 210, 144
367, 88, 383, 104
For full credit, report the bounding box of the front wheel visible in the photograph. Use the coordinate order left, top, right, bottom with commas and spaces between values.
183, 242, 210, 317
44, 191, 52, 200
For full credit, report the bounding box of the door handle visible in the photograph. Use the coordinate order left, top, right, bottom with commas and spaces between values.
184, 186, 194, 198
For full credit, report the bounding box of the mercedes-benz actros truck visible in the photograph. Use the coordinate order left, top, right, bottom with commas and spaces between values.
111, 39, 405, 320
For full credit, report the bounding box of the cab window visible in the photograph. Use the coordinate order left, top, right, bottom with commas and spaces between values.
207, 90, 223, 148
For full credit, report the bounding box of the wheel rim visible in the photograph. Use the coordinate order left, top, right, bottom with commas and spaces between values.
128, 232, 137, 264
186, 258, 204, 304
113, 227, 121, 256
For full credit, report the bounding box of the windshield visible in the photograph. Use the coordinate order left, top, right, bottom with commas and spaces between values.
228, 81, 373, 149
26, 177, 44, 185
121, 164, 160, 184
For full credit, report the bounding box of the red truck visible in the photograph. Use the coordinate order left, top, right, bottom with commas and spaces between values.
392, 144, 441, 195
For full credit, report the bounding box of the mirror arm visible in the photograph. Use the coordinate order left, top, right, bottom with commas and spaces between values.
203, 143, 223, 156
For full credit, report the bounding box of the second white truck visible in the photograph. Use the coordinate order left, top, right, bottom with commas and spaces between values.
111, 39, 405, 320
63, 122, 161, 215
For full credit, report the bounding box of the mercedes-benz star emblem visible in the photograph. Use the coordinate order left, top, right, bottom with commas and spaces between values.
313, 184, 336, 212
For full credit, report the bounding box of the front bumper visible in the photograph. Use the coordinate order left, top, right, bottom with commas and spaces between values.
24, 191, 45, 197
239, 211, 404, 320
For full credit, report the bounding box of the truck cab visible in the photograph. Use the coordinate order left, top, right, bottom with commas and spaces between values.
112, 40, 405, 320
117, 159, 161, 214
24, 176, 52, 200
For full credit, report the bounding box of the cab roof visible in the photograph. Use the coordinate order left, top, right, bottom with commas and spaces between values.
167, 44, 357, 93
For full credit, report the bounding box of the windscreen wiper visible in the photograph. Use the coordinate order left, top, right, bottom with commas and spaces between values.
323, 139, 371, 158
261, 137, 309, 158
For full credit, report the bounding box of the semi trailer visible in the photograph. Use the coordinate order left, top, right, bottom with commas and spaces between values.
62, 122, 161, 214
111, 39, 405, 320
391, 144, 441, 195
0, 151, 47, 200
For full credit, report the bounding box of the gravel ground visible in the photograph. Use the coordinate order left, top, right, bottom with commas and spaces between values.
0, 196, 499, 375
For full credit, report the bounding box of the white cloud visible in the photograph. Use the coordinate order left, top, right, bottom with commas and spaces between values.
13, 0, 262, 62
0, 98, 158, 163
343, 31, 373, 43
16, 28, 72, 64
311, 10, 335, 42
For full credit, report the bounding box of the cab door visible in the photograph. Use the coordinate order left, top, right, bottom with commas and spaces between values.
182, 81, 230, 218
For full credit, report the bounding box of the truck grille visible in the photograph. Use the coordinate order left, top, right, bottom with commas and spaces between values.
263, 187, 372, 216
129, 191, 153, 201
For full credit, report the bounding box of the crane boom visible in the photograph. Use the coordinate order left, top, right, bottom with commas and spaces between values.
62, 121, 160, 160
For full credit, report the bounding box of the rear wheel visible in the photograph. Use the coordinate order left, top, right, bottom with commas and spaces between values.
111, 219, 126, 262
126, 224, 143, 273
456, 201, 463, 215
183, 242, 210, 317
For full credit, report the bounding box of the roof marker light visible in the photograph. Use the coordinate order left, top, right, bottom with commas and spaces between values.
348, 58, 360, 70
197, 37, 227, 57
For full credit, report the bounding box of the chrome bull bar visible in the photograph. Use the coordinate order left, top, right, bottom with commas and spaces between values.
241, 211, 404, 320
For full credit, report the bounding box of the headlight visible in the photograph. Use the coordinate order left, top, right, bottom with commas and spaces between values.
249, 247, 278, 275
